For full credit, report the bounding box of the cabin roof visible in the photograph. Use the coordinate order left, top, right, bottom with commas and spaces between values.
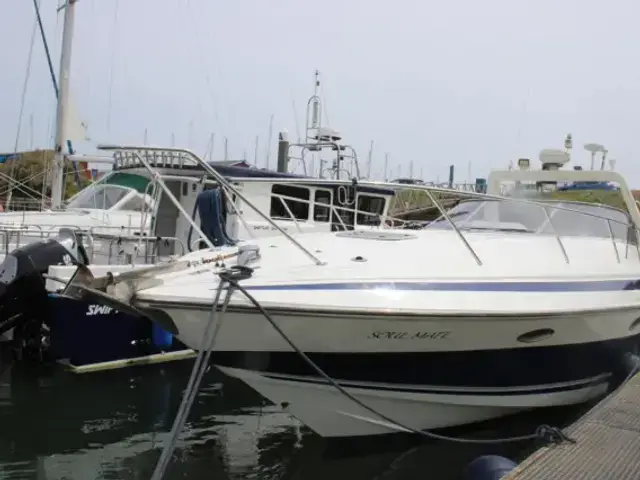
113, 161, 396, 196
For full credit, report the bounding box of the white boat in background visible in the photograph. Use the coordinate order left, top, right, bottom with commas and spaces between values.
61, 144, 640, 437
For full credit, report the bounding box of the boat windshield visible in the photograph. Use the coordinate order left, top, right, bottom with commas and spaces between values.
426, 199, 633, 240
66, 184, 133, 210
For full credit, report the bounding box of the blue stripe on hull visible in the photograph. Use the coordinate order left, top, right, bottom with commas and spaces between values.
210, 334, 640, 390
243, 279, 640, 292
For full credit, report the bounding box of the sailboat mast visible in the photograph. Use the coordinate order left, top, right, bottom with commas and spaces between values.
51, 0, 77, 209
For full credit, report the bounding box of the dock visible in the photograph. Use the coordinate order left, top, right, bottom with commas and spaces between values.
505, 372, 640, 479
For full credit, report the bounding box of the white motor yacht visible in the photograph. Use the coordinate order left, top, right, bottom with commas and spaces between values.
61, 146, 640, 437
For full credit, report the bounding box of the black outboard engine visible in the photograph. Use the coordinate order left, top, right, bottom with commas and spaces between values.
0, 235, 87, 359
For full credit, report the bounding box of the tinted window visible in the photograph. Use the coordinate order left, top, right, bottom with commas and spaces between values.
270, 184, 310, 221
356, 195, 386, 226
314, 190, 332, 222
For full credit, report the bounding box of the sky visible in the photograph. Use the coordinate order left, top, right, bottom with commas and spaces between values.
1, 0, 639, 185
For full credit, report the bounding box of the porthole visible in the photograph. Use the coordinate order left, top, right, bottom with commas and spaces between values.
517, 328, 554, 344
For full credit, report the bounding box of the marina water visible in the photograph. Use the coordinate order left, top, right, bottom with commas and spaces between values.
0, 360, 589, 479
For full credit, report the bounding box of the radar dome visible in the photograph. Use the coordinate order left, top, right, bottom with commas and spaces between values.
539, 149, 569, 169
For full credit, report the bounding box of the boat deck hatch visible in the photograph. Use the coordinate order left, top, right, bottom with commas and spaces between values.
335, 231, 418, 241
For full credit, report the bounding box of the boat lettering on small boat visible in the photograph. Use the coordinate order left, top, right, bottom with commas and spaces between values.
86, 304, 118, 316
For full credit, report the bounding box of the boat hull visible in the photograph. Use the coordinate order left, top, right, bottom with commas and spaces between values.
137, 302, 640, 436
216, 366, 609, 437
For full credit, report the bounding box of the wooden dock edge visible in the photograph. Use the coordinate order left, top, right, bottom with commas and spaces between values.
504, 371, 640, 479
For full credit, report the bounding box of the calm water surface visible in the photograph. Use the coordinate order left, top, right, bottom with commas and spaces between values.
0, 361, 587, 480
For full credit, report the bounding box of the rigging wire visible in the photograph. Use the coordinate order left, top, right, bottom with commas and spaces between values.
7, 0, 41, 209
182, 0, 224, 145
33, 0, 59, 98
105, 0, 120, 134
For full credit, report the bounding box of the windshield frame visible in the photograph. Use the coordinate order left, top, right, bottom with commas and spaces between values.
426, 198, 634, 240
66, 184, 136, 211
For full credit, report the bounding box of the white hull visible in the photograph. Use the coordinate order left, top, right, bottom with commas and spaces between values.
145, 295, 640, 354
137, 299, 640, 437
218, 367, 609, 437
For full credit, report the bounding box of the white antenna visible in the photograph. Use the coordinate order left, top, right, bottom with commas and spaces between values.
290, 89, 301, 143
366, 140, 373, 178
253, 135, 259, 165
305, 70, 322, 143
600, 148, 608, 171
265, 114, 274, 168
203, 133, 215, 161
383, 153, 389, 181
584, 142, 605, 170
311, 70, 321, 130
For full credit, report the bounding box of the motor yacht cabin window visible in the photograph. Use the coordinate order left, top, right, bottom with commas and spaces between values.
356, 194, 386, 226
269, 184, 310, 221
313, 190, 332, 222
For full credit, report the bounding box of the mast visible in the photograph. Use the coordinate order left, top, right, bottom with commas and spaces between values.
51, 0, 78, 209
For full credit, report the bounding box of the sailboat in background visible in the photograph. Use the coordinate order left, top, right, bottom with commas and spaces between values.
0, 0, 151, 256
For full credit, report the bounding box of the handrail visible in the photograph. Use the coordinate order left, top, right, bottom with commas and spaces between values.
97, 145, 640, 267
98, 145, 325, 266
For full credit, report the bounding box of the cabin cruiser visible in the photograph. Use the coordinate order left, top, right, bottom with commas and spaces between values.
59, 146, 640, 437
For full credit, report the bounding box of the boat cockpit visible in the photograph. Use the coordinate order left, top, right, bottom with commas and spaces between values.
426, 198, 636, 243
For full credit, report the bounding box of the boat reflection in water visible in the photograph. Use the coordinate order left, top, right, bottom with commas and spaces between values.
0, 360, 590, 479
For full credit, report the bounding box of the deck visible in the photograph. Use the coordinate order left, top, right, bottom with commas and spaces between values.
505, 372, 640, 479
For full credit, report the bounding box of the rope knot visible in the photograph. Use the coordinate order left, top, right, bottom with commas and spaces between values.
535, 424, 576, 445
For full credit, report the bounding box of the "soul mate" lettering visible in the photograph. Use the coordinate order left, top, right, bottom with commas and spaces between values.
367, 331, 451, 340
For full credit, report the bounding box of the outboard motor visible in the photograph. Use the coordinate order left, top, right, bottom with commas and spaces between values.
0, 229, 88, 359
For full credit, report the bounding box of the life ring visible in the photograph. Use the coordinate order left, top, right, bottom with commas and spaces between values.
383, 218, 395, 228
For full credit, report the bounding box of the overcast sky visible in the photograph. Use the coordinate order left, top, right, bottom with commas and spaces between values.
1, 0, 639, 184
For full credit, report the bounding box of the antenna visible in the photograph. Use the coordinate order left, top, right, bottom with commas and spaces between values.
265, 114, 274, 168
305, 70, 322, 143
584, 142, 605, 170
224, 137, 228, 161
600, 148, 608, 171
290, 89, 301, 143
254, 136, 259, 165
366, 140, 374, 179
383, 153, 389, 181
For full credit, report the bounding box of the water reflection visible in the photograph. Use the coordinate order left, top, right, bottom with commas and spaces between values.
0, 360, 589, 479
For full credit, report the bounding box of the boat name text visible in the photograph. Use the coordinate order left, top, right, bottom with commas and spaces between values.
368, 331, 451, 340
86, 304, 118, 316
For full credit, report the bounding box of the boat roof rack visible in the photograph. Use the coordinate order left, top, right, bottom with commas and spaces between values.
105, 146, 396, 196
